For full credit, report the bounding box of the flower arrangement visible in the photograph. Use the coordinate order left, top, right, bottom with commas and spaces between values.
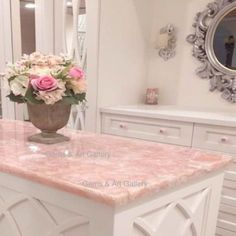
4, 52, 86, 105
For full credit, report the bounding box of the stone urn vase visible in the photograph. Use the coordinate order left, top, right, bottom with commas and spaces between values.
27, 102, 71, 144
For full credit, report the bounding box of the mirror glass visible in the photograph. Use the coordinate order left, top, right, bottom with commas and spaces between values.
213, 8, 236, 70
78, 1, 87, 69
65, 0, 87, 68
65, 0, 73, 54
20, 0, 36, 54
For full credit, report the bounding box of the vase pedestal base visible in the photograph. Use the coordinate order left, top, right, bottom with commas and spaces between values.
28, 132, 70, 145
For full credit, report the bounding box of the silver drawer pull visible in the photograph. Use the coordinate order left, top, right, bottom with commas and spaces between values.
159, 128, 166, 134
220, 137, 229, 143
119, 123, 127, 129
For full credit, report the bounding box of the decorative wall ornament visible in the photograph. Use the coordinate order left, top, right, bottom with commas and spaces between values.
186, 0, 236, 103
156, 24, 177, 61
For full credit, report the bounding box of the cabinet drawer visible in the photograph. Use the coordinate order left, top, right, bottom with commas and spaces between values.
216, 227, 236, 236
221, 195, 236, 208
223, 173, 236, 198
217, 219, 236, 233
225, 171, 236, 182
227, 161, 236, 172
192, 124, 236, 154
219, 204, 236, 221
224, 179, 236, 190
225, 161, 236, 181
223, 186, 236, 199
218, 199, 236, 234
219, 211, 236, 225
101, 114, 193, 146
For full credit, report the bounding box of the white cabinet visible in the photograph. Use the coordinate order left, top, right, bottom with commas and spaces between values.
100, 105, 236, 236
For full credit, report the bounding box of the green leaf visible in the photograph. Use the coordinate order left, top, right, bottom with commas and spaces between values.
62, 96, 79, 105
25, 88, 43, 104
53, 65, 71, 81
62, 93, 86, 105
7, 93, 25, 104
75, 93, 86, 102
8, 76, 17, 82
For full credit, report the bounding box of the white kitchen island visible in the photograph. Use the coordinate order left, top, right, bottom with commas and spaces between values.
0, 120, 231, 236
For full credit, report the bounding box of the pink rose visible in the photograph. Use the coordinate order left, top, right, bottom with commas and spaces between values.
31, 75, 58, 91
69, 67, 85, 79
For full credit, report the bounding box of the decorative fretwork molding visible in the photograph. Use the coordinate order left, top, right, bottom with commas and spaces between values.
63, 0, 87, 67
63, 0, 87, 130
0, 187, 89, 236
133, 189, 210, 236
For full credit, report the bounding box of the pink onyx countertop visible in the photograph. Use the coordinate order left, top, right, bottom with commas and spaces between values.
0, 120, 231, 207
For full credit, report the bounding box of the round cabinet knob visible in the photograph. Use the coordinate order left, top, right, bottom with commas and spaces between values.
220, 137, 229, 143
159, 128, 166, 134
119, 123, 127, 129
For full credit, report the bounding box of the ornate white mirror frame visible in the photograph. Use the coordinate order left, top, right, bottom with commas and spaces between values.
187, 0, 236, 103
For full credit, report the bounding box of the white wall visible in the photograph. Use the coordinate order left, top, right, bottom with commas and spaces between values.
147, 0, 236, 110
97, 0, 154, 108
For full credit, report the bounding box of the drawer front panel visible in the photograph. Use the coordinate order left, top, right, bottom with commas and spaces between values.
225, 171, 236, 182
225, 160, 236, 182
219, 212, 236, 225
192, 124, 236, 154
227, 161, 236, 172
219, 181, 236, 233
101, 114, 193, 146
223, 187, 236, 199
216, 227, 236, 236
217, 219, 236, 233
222, 171, 236, 199
224, 179, 236, 190
221, 195, 236, 208
219, 204, 236, 223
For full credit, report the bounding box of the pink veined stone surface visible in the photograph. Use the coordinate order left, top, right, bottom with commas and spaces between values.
0, 120, 231, 206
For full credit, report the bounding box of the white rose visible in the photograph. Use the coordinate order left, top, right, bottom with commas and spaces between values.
28, 66, 51, 76
68, 79, 87, 94
10, 75, 29, 96
36, 89, 66, 105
